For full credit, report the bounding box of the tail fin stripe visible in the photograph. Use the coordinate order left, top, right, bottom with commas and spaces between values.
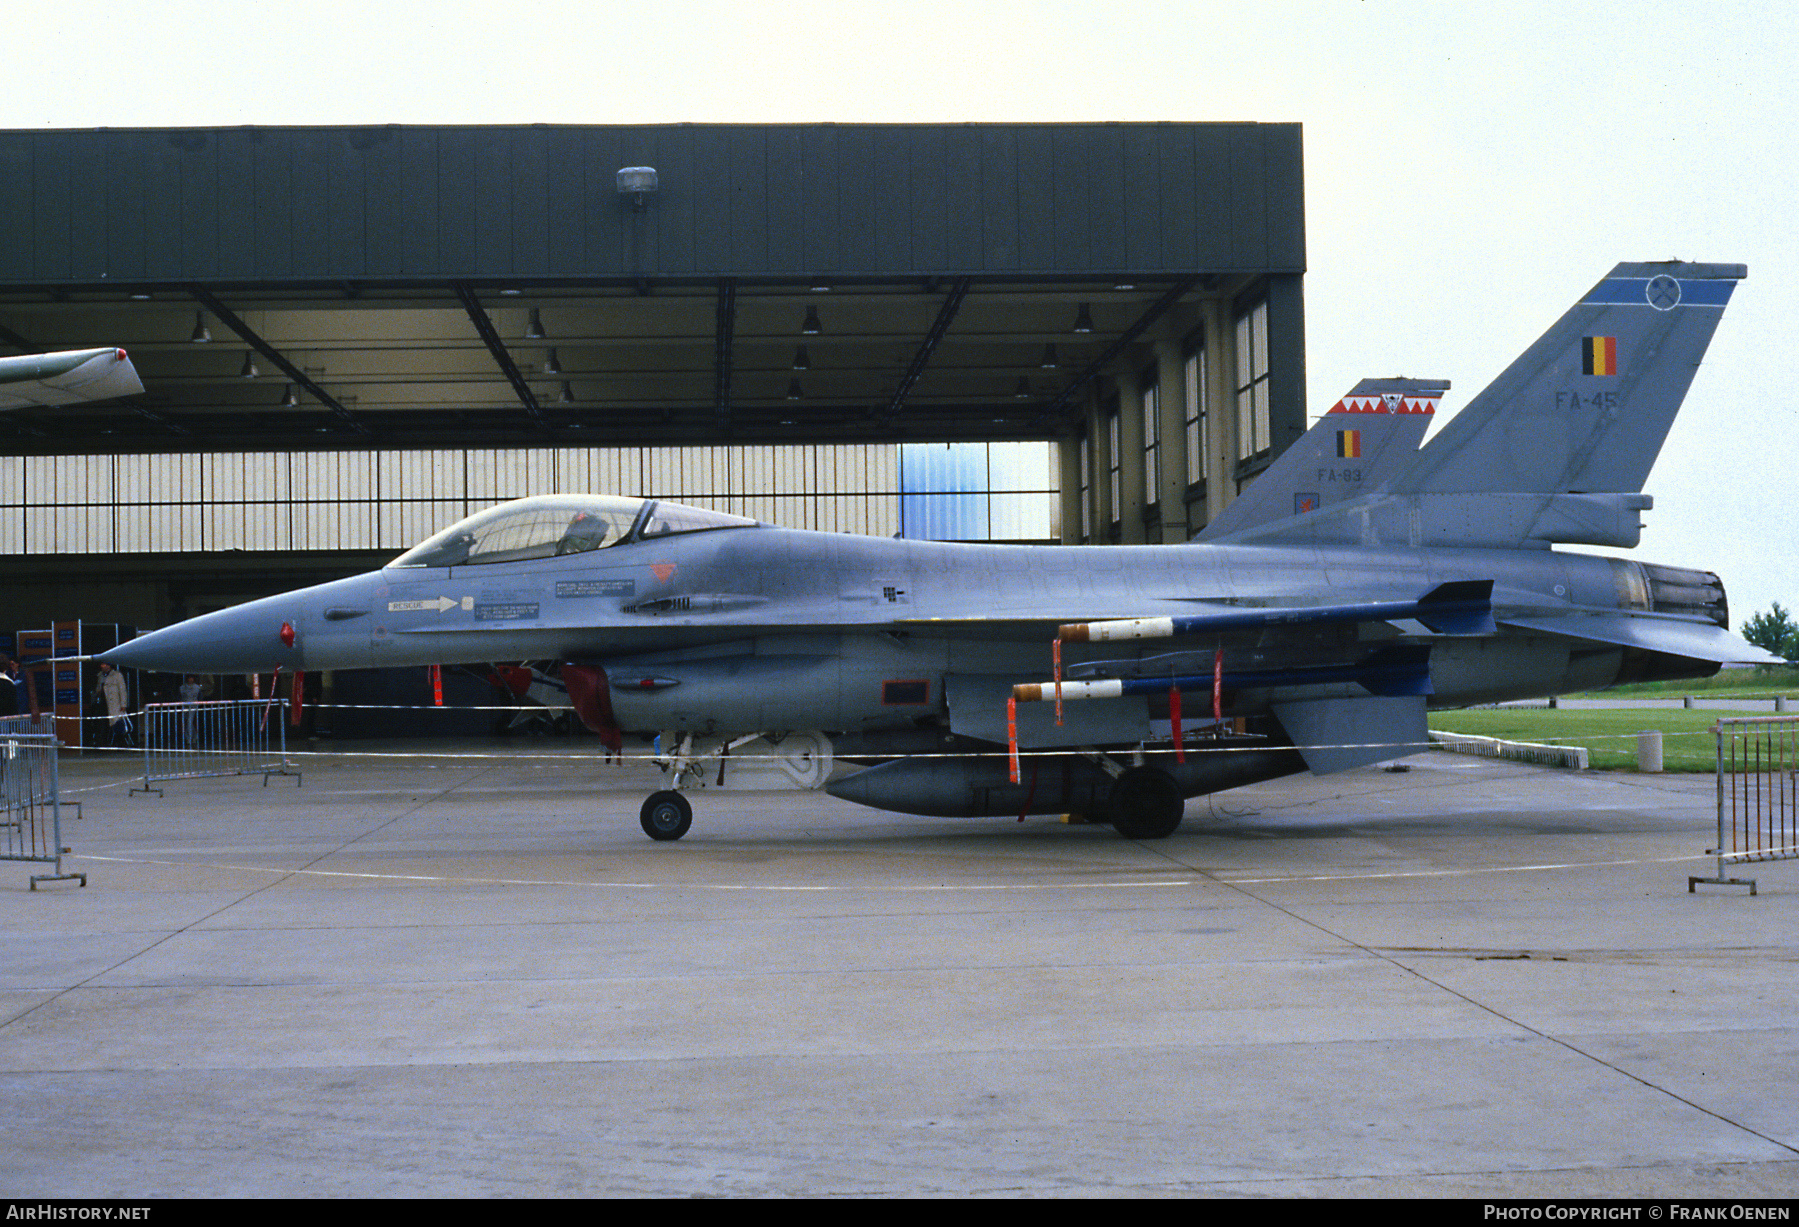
1200, 261, 1741, 547
1583, 277, 1735, 308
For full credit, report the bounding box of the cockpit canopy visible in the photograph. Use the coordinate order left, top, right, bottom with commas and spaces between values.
390, 495, 759, 569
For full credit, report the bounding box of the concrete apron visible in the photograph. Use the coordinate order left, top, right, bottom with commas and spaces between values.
0, 742, 1795, 1197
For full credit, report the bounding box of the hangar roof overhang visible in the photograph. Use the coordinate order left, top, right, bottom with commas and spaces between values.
0, 123, 1304, 455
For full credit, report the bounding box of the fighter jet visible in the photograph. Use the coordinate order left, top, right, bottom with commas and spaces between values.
104, 262, 1778, 841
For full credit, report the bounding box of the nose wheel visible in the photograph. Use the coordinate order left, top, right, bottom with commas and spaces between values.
640, 790, 693, 841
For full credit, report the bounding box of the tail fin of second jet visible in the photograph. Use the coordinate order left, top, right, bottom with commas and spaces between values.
1196, 378, 1444, 542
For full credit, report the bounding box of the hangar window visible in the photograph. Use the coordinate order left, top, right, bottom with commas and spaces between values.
1078, 433, 1092, 542
1235, 300, 1270, 461
896, 442, 1058, 543
1106, 402, 1121, 531
1184, 345, 1207, 485
1141, 375, 1160, 510
392, 495, 648, 567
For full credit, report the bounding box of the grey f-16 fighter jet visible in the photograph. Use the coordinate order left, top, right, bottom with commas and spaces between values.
105, 262, 1778, 841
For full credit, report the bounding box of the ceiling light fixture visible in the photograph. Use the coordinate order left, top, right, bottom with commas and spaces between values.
1014, 378, 1031, 399
525, 309, 546, 340
1040, 344, 1059, 369
281, 384, 299, 407
786, 379, 803, 400
801, 307, 823, 335
239, 352, 258, 379
190, 311, 210, 343
558, 381, 575, 404
616, 166, 658, 211
1073, 302, 1094, 333
791, 346, 810, 370
542, 348, 562, 375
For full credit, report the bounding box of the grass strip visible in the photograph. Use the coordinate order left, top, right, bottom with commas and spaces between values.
1427, 707, 1771, 772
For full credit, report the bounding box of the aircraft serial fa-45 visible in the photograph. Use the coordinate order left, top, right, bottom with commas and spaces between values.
104, 262, 1779, 840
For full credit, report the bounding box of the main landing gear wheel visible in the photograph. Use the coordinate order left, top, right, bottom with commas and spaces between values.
639, 790, 693, 841
1105, 766, 1184, 840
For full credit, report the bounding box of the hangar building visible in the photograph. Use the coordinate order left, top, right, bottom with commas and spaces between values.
0, 122, 1306, 642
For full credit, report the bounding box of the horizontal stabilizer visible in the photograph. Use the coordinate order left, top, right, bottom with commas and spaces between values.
0, 348, 143, 410
1272, 695, 1428, 775
1499, 614, 1785, 665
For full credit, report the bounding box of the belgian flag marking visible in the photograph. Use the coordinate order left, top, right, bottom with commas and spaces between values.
1336, 430, 1361, 458
1583, 336, 1618, 376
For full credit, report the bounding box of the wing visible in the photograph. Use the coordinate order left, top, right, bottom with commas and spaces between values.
0, 348, 144, 410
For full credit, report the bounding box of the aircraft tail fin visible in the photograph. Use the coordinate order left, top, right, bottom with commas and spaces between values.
1204, 263, 1743, 551
1394, 262, 1743, 496
1196, 378, 1444, 542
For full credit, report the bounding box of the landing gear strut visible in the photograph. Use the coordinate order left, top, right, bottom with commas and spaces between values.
1105, 766, 1184, 840
639, 790, 693, 841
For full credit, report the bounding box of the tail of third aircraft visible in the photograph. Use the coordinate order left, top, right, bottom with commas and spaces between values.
1196, 378, 1445, 542
1207, 261, 1745, 550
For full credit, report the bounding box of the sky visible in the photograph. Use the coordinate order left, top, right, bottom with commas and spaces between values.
9, 0, 1798, 616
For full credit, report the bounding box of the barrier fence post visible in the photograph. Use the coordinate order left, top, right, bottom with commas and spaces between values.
133, 699, 302, 795
0, 732, 84, 889
1691, 716, 1799, 894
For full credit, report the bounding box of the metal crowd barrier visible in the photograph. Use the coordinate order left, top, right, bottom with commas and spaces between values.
1, 733, 83, 889
133, 698, 302, 796
1691, 716, 1799, 895
0, 714, 79, 819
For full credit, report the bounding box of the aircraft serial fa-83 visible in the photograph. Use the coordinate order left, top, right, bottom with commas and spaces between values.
104, 262, 1779, 841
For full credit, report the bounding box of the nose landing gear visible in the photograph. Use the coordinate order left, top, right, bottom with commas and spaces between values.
639, 790, 693, 841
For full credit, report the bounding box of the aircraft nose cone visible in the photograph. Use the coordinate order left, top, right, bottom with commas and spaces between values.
104, 602, 303, 674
